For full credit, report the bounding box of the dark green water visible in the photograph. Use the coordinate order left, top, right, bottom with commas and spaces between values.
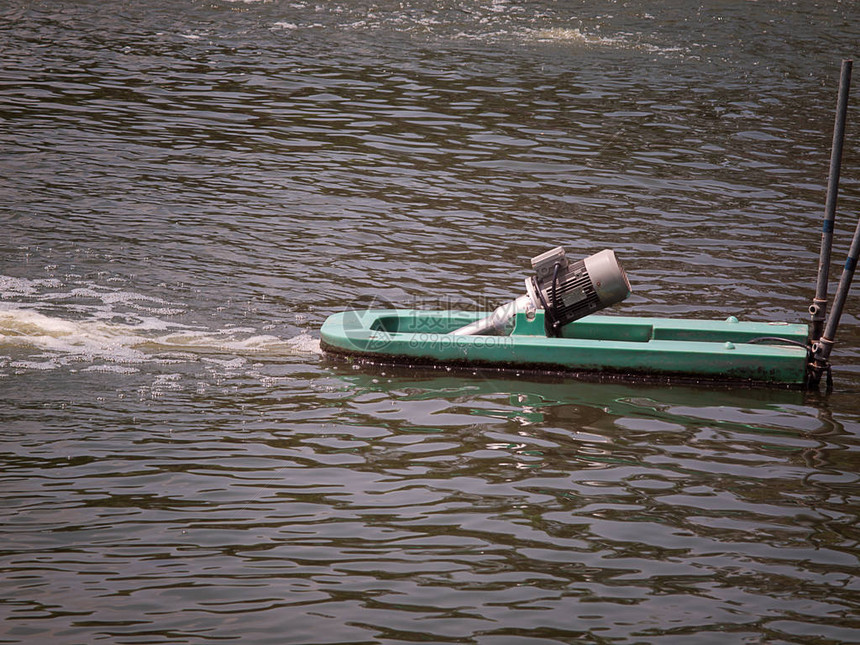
1, 1, 858, 643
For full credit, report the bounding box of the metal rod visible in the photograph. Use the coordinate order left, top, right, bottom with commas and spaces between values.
810, 59, 853, 342
450, 294, 532, 336
810, 213, 860, 387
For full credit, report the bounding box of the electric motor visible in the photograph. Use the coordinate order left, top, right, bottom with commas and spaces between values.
450, 246, 631, 337
526, 247, 631, 337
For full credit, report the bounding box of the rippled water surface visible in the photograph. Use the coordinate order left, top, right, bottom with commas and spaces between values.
2, 1, 859, 643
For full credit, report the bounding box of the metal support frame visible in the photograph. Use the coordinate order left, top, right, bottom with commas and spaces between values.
808, 60, 855, 389
810, 59, 853, 343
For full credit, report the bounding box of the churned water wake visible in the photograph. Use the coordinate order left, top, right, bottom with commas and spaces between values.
0, 276, 320, 374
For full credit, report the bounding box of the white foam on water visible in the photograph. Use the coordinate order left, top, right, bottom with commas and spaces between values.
0, 276, 64, 296
0, 307, 149, 365
8, 359, 60, 371
529, 27, 612, 44
524, 27, 683, 54
81, 365, 141, 374
0, 272, 323, 373
141, 327, 322, 356
285, 330, 322, 355
0, 304, 321, 374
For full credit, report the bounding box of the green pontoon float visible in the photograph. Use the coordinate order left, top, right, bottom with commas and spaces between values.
319, 243, 850, 389
320, 308, 813, 386
320, 270, 811, 389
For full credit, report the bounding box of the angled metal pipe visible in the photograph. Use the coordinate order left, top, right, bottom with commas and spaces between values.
810, 213, 860, 388
810, 59, 853, 343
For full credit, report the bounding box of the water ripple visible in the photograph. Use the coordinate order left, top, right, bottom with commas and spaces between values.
2, 0, 859, 642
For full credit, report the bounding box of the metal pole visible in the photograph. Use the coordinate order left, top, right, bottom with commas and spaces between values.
810, 213, 860, 387
810, 59, 852, 342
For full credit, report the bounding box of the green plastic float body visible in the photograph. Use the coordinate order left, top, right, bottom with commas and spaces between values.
319, 309, 809, 388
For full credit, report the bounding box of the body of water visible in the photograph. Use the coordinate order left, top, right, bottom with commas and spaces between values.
1, 1, 858, 643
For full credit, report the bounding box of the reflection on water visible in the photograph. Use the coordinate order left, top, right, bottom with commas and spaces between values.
3, 360, 856, 643
1, 0, 858, 642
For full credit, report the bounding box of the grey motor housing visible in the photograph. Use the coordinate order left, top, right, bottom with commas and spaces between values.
451, 247, 632, 337
527, 247, 631, 336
